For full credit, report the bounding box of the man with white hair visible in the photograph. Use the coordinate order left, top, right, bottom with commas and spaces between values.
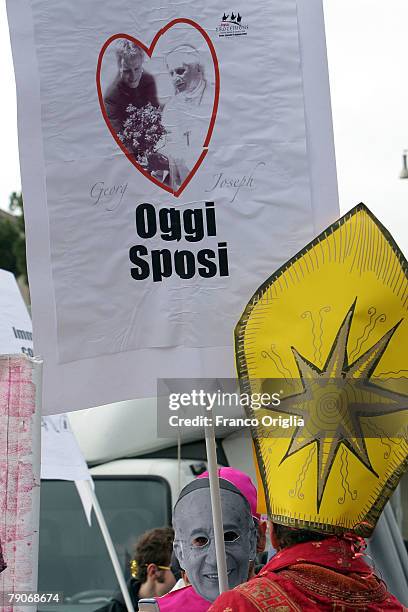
161, 44, 214, 189
104, 40, 159, 136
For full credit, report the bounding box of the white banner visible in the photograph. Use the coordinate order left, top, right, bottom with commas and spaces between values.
0, 269, 33, 357
7, 0, 339, 414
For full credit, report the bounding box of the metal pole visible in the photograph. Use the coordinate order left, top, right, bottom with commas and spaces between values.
177, 429, 182, 496
31, 357, 43, 599
86, 481, 135, 612
204, 416, 229, 594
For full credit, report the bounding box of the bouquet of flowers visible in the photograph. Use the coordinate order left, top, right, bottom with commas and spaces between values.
119, 102, 166, 168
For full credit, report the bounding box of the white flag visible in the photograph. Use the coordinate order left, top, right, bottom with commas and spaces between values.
41, 414, 93, 524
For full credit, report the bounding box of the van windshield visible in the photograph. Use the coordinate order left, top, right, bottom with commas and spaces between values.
38, 477, 171, 611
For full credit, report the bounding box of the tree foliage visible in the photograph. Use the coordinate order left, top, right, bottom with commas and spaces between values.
0, 191, 27, 283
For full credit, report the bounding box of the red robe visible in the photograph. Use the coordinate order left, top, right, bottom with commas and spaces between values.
209, 537, 406, 611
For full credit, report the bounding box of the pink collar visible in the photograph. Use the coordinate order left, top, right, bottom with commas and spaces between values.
156, 585, 210, 611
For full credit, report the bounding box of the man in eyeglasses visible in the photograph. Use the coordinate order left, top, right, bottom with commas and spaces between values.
141, 468, 258, 611
95, 527, 175, 612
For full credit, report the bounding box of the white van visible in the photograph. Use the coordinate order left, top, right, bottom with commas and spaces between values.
37, 399, 408, 610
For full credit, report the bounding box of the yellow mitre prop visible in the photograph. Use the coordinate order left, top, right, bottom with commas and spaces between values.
235, 204, 408, 536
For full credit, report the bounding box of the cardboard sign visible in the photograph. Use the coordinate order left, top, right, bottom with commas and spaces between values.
7, 0, 339, 414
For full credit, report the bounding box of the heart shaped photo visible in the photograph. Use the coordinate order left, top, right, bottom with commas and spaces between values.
96, 19, 220, 197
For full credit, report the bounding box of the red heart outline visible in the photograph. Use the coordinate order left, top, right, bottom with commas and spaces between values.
96, 19, 220, 198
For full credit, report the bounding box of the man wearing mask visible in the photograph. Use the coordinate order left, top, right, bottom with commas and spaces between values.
139, 467, 258, 611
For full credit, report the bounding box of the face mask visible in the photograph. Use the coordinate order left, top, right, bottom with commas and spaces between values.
173, 487, 256, 602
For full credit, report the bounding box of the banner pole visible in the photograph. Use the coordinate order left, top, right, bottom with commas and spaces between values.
31, 357, 43, 598
204, 415, 229, 594
86, 481, 135, 612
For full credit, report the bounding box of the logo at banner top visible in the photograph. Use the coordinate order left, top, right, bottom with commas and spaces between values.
96, 19, 220, 198
217, 12, 248, 36
222, 12, 243, 23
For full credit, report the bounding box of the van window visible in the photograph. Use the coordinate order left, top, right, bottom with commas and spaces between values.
38, 477, 171, 610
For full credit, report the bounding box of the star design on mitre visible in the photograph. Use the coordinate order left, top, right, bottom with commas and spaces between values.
273, 299, 407, 510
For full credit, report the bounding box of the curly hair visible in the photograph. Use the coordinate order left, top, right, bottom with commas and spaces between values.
133, 527, 174, 583
115, 39, 145, 64
273, 523, 328, 549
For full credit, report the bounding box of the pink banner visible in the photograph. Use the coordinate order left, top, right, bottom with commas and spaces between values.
0, 355, 40, 609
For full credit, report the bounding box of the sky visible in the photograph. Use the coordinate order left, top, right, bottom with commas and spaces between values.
0, 1, 408, 252
323, 0, 408, 254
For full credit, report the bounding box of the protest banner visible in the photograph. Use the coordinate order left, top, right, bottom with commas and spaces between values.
7, 0, 339, 415
0, 270, 33, 356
